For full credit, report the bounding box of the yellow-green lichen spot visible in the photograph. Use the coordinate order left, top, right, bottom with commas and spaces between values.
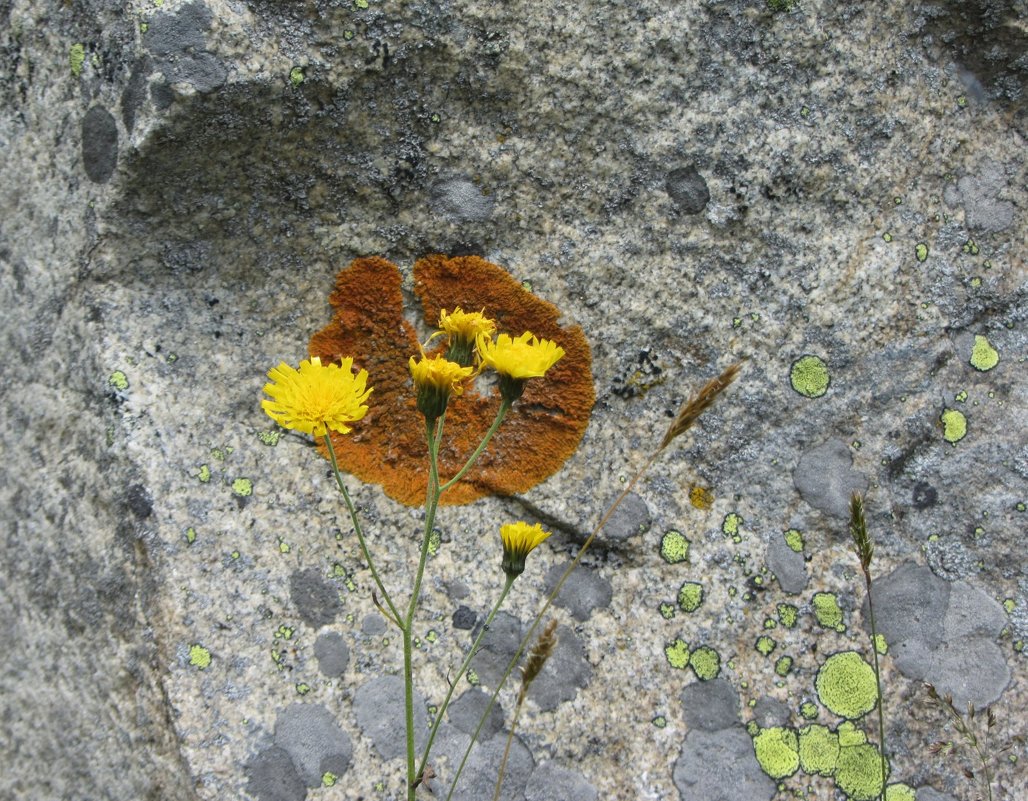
812, 592, 845, 632
798, 723, 839, 776
940, 408, 967, 444
784, 528, 804, 553
665, 638, 690, 669
753, 726, 800, 779
835, 742, 887, 800
689, 645, 720, 680
108, 370, 129, 391
232, 478, 253, 497
915, 243, 929, 262
815, 651, 878, 719
790, 355, 830, 398
189, 644, 212, 669
677, 581, 704, 613
969, 334, 999, 371
70, 43, 86, 76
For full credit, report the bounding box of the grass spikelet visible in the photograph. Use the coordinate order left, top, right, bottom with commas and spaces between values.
658, 362, 742, 451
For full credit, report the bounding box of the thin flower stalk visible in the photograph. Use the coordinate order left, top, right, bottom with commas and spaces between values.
439, 400, 511, 493
416, 572, 517, 787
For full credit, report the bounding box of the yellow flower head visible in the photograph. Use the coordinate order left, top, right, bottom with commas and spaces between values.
437, 308, 496, 367
500, 521, 552, 577
476, 331, 564, 403
477, 331, 565, 379
409, 354, 475, 422
262, 356, 372, 438
440, 307, 497, 343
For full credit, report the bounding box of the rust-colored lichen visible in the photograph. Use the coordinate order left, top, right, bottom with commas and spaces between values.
309, 255, 594, 505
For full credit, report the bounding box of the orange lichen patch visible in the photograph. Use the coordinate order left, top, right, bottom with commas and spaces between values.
309, 255, 594, 505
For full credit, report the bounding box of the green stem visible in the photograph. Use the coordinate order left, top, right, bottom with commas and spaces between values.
439, 400, 510, 494
416, 573, 516, 785
863, 570, 888, 799
404, 418, 445, 800
444, 450, 661, 801
323, 434, 401, 626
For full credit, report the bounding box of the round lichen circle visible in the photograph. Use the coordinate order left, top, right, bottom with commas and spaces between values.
815, 651, 878, 720
940, 408, 967, 444
689, 645, 720, 680
790, 355, 830, 398
660, 530, 690, 564
753, 727, 800, 779
835, 743, 887, 800
798, 724, 840, 776
677, 581, 704, 612
969, 334, 999, 371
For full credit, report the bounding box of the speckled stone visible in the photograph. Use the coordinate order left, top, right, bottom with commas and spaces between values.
544, 561, 613, 621
524, 762, 598, 801
3, 1, 1024, 800
673, 727, 775, 801
680, 678, 739, 732
273, 703, 352, 787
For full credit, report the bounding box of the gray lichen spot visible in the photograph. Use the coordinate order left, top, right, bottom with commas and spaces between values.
680, 678, 740, 732
673, 727, 775, 801
526, 625, 593, 711
544, 561, 613, 621
793, 439, 868, 518
867, 563, 1009, 708
244, 746, 306, 801
943, 160, 1015, 233
446, 688, 505, 740
288, 568, 343, 629
313, 631, 349, 677
431, 176, 494, 222
665, 165, 710, 214
917, 787, 961, 801
353, 675, 428, 760
273, 704, 352, 788
443, 733, 534, 801
599, 491, 651, 544
144, 0, 226, 93
469, 611, 523, 688
524, 761, 598, 801
82, 106, 119, 183
765, 531, 808, 594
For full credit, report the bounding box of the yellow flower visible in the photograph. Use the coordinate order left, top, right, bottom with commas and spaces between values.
476, 331, 564, 402
262, 356, 372, 437
409, 354, 475, 422
440, 307, 496, 343
500, 521, 552, 577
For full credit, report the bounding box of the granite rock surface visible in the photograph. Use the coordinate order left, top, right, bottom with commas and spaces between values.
1, 1, 1025, 800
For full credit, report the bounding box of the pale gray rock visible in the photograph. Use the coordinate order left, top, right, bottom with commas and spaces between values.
244, 746, 306, 801
313, 631, 349, 677
446, 688, 505, 740
765, 531, 808, 594
354, 676, 428, 760
289, 568, 343, 629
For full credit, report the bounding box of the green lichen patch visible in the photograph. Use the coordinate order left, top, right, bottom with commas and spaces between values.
835, 743, 887, 800
652, 715, 667, 728
188, 644, 212, 669
775, 656, 793, 676
790, 355, 830, 398
753, 727, 800, 779
658, 602, 676, 620
798, 724, 839, 776
231, 478, 253, 497
108, 370, 129, 391
885, 783, 916, 801
689, 645, 720, 680
660, 530, 691, 564
185, 527, 197, 545
677, 581, 704, 613
289, 66, 305, 86
665, 638, 690, 670
812, 592, 845, 631
427, 528, 442, 556
777, 603, 799, 628
874, 634, 888, 655
784, 528, 804, 552
940, 408, 967, 443
755, 635, 777, 657
815, 651, 878, 720
800, 701, 819, 720
969, 334, 999, 371
915, 243, 929, 262
322, 772, 337, 787
295, 682, 311, 695
196, 464, 211, 483
70, 43, 86, 76
257, 430, 281, 446
722, 512, 743, 542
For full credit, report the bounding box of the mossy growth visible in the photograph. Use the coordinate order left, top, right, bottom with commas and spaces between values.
775, 656, 793, 677
969, 334, 999, 371
722, 512, 743, 541
812, 591, 845, 631
784, 528, 804, 552
915, 243, 929, 262
837, 720, 867, 746
70, 43, 86, 76
798, 724, 839, 776
815, 651, 878, 719
799, 701, 819, 720
885, 783, 916, 801
689, 645, 720, 680
231, 478, 253, 497
677, 581, 704, 612
835, 743, 887, 800
310, 256, 594, 505
753, 727, 800, 778
755, 635, 777, 657
790, 355, 830, 398
660, 530, 690, 564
